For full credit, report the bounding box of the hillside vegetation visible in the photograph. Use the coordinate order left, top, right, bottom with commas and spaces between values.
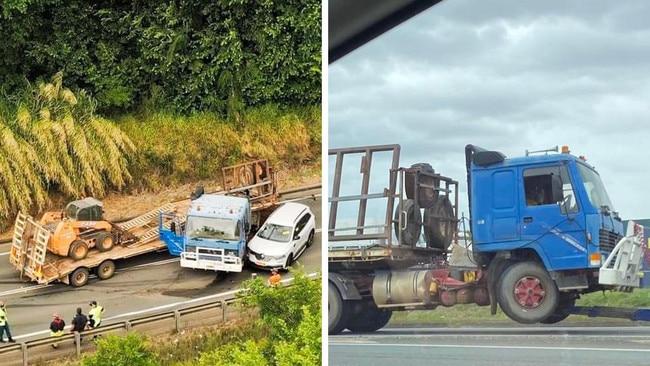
0, 1, 322, 229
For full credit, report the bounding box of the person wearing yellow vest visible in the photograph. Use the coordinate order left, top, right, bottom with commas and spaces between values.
0, 301, 16, 343
88, 301, 104, 329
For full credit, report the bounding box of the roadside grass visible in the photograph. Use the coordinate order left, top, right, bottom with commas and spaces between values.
389, 289, 650, 327
117, 104, 321, 191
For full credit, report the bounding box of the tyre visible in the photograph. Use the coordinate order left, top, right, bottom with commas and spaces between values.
540, 293, 576, 324
306, 230, 315, 248
497, 261, 559, 324
68, 240, 89, 261
70, 267, 90, 287
423, 195, 455, 250
346, 304, 393, 333
284, 254, 294, 270
393, 199, 422, 247
328, 282, 351, 335
95, 232, 116, 252
96, 260, 116, 280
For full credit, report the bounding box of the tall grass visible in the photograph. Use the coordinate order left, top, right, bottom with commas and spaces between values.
118, 104, 321, 190
0, 72, 135, 225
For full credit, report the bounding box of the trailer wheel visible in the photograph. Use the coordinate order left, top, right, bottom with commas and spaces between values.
68, 240, 89, 261
70, 267, 90, 287
95, 232, 116, 252
329, 282, 350, 335
497, 261, 559, 324
96, 260, 116, 280
540, 293, 576, 324
346, 305, 393, 333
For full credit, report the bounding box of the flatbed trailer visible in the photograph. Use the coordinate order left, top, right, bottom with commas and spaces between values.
9, 201, 188, 287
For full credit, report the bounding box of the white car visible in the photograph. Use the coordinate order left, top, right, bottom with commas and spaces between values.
247, 202, 316, 270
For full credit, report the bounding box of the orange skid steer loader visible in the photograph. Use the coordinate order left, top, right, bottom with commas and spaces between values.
39, 198, 134, 260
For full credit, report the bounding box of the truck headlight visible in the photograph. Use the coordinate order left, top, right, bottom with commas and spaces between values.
226, 250, 237, 257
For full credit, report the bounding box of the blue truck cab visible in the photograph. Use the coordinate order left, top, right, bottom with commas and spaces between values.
467, 145, 624, 273
465, 144, 644, 324
159, 194, 251, 272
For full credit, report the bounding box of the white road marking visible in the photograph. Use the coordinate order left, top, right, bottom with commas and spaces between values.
328, 343, 650, 352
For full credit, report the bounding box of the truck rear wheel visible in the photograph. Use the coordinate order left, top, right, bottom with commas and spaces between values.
497, 261, 559, 324
329, 282, 350, 335
346, 304, 393, 333
97, 260, 116, 280
70, 267, 90, 287
95, 232, 116, 252
68, 240, 89, 260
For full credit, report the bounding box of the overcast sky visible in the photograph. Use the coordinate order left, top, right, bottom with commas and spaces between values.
328, 0, 650, 224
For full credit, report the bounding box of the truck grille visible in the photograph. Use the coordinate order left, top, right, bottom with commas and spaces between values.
599, 229, 622, 253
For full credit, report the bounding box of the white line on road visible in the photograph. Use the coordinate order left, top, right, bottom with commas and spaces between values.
328, 343, 650, 352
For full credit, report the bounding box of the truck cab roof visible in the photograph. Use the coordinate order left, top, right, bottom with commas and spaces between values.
188, 195, 250, 220
470, 147, 596, 172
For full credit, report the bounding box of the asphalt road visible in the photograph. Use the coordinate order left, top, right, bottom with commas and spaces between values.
0, 189, 322, 341
329, 326, 650, 366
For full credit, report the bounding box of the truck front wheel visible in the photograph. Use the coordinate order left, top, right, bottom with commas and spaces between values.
497, 261, 559, 324
328, 282, 350, 335
540, 293, 576, 324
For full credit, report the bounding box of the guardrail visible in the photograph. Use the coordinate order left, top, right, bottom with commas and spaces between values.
0, 273, 320, 366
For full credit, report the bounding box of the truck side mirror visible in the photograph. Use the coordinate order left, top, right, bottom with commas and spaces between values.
551, 175, 563, 203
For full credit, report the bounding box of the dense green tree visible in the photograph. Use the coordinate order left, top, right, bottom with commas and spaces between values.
0, 0, 321, 115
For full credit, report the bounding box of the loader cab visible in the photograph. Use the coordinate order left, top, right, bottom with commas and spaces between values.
466, 144, 624, 272
65, 198, 105, 221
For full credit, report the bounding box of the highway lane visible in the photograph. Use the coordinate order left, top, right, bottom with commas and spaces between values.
329, 326, 650, 366
0, 189, 322, 340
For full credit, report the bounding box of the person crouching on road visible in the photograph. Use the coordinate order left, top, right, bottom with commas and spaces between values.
267, 268, 282, 286
49, 313, 65, 349
70, 307, 88, 345
0, 301, 16, 343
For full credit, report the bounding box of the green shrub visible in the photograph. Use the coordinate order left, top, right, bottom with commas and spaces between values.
81, 332, 157, 366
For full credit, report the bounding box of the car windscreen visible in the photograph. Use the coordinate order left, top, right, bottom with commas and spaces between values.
256, 223, 292, 242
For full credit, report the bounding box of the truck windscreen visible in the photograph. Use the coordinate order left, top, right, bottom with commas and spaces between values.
187, 217, 240, 240
576, 163, 615, 212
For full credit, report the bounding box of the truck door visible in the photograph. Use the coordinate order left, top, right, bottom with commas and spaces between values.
520, 165, 587, 270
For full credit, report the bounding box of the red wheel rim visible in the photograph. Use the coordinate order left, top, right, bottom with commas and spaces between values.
513, 276, 546, 309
